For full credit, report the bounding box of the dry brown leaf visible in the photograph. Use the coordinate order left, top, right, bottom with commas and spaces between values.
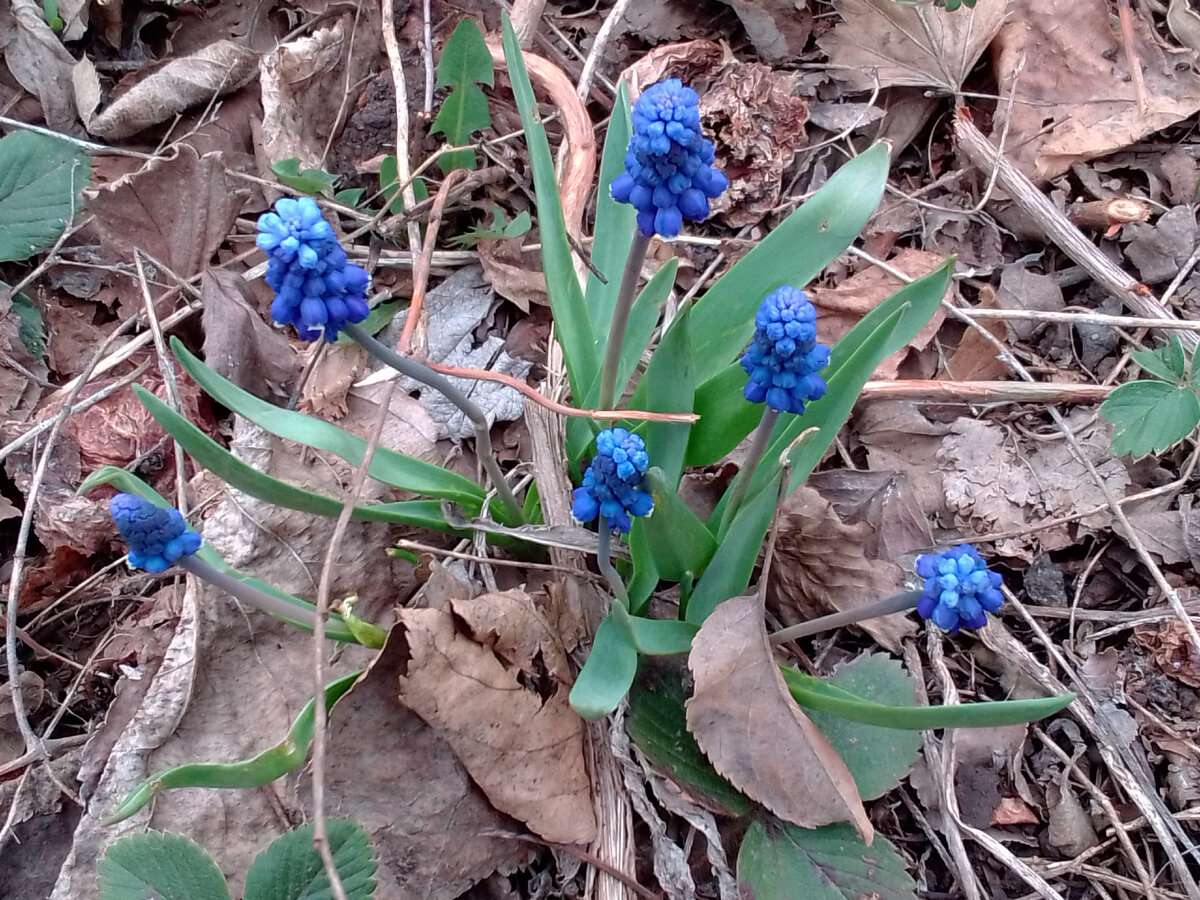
396, 591, 596, 845
86, 40, 259, 140
4, 0, 77, 130
477, 236, 547, 313
721, 0, 813, 61
809, 247, 949, 379
994, 0, 1200, 180
819, 0, 1007, 93
686, 592, 873, 840
1133, 618, 1200, 688
806, 469, 935, 561
769, 484, 916, 652
945, 285, 1009, 381
990, 795, 1039, 826
854, 400, 951, 521
259, 23, 349, 169
1045, 777, 1098, 856
201, 269, 299, 401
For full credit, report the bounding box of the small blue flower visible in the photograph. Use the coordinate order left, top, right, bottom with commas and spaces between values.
109, 493, 202, 573
610, 79, 728, 238
257, 198, 370, 341
740, 286, 831, 415
572, 428, 654, 534
915, 544, 1004, 632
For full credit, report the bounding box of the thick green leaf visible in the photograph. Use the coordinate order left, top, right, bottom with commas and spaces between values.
783, 667, 1076, 729
685, 364, 765, 466
271, 158, 337, 194
0, 130, 90, 262
171, 338, 484, 508
334, 187, 365, 208
585, 83, 636, 337
569, 614, 639, 719
634, 306, 695, 485
626, 521, 660, 615
107, 672, 361, 824
685, 469, 782, 625
244, 820, 377, 900
632, 467, 718, 584
626, 663, 752, 814
802, 655, 921, 800
1131, 334, 1187, 384
626, 615, 697, 656
6, 284, 46, 361
99, 833, 232, 900
737, 820, 916, 900
686, 143, 890, 382
501, 13, 595, 397
1101, 379, 1200, 457
134, 386, 469, 534
436, 17, 494, 89
80, 466, 362, 643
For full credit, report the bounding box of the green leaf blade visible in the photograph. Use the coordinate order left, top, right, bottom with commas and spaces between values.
1101, 379, 1200, 457
0, 130, 91, 262
1131, 335, 1187, 383
99, 833, 232, 900
436, 18, 494, 89
569, 614, 639, 719
244, 820, 377, 900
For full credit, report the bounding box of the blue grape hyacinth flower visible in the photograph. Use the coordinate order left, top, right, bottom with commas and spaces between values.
572, 428, 654, 534
915, 544, 1004, 632
256, 197, 370, 341
610, 79, 728, 238
741, 286, 831, 415
109, 493, 202, 573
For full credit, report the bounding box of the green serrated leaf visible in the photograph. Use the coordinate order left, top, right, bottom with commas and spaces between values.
626, 663, 752, 814
436, 18, 494, 89
6, 284, 46, 361
802, 655, 921, 800
1101, 379, 1200, 457
1131, 334, 1187, 384
271, 158, 339, 195
244, 820, 377, 900
107, 672, 361, 824
99, 832, 232, 900
0, 130, 90, 262
447, 207, 531, 248
737, 820, 916, 900
569, 614, 639, 719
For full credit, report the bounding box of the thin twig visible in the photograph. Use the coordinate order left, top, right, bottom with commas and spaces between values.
397, 168, 467, 354
576, 0, 634, 101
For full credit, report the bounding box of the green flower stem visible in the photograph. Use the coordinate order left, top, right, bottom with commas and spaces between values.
596, 527, 630, 610
769, 590, 922, 645
597, 229, 652, 410
718, 406, 779, 538
177, 555, 361, 643
345, 322, 524, 524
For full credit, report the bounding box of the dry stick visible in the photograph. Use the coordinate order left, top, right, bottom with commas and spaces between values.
575, 0, 635, 101
510, 0, 547, 48
953, 113, 1198, 353
396, 168, 467, 354
858, 379, 1110, 404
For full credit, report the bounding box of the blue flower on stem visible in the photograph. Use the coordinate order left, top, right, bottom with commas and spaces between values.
610, 79, 728, 238
256, 197, 370, 341
915, 544, 1004, 632
572, 428, 654, 534
109, 493, 202, 573
741, 286, 831, 415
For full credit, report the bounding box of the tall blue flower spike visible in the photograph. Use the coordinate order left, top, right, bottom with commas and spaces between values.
609, 79, 728, 238
915, 544, 1004, 632
572, 428, 654, 534
256, 197, 370, 341
109, 493, 202, 573
740, 286, 831, 415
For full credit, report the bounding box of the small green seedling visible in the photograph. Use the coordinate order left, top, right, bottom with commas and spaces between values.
1101, 334, 1200, 457
430, 18, 494, 173
270, 158, 339, 196
448, 206, 531, 248
99, 820, 376, 900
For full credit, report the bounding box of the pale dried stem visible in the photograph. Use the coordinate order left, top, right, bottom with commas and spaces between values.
576, 0, 634, 101
859, 379, 1110, 404
510, 0, 547, 47
397, 168, 467, 354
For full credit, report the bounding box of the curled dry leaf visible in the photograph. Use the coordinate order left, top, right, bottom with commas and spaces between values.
686, 592, 873, 841
819, 0, 1007, 93
5, 0, 77, 130
86, 40, 259, 139
396, 590, 596, 845
200, 269, 299, 401
259, 22, 348, 168
1133, 618, 1200, 688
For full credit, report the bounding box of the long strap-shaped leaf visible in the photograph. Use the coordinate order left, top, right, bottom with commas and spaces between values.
105, 670, 362, 824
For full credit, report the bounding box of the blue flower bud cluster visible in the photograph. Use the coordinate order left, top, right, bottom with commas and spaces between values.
610, 79, 728, 238
915, 544, 1004, 632
256, 197, 370, 341
740, 286, 831, 414
572, 428, 654, 534
109, 493, 202, 573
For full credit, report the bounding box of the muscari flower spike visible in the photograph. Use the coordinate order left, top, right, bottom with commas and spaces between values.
572, 427, 654, 534
915, 544, 1004, 632
741, 286, 831, 415
109, 493, 202, 574
610, 78, 728, 238
256, 196, 370, 342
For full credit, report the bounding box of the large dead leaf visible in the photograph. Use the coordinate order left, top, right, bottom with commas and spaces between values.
396, 591, 596, 845
809, 247, 949, 379
686, 592, 873, 840
819, 0, 1007, 93
3, 0, 77, 130
993, 0, 1200, 180
769, 483, 919, 652
200, 268, 299, 402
